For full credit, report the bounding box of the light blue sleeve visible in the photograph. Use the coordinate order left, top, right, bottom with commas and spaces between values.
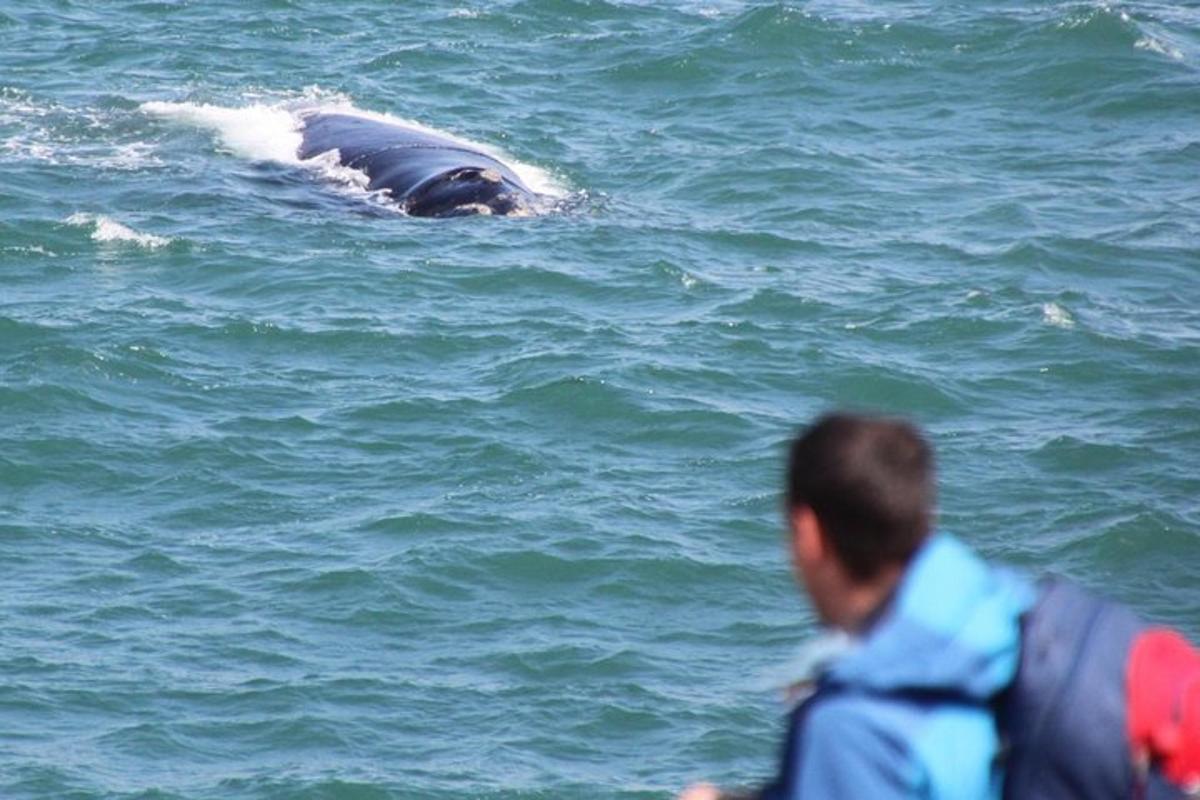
790, 695, 926, 800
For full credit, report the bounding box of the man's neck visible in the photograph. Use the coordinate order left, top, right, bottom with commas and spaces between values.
832, 565, 904, 634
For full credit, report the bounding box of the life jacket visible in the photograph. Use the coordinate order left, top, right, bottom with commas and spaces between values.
1000, 577, 1200, 799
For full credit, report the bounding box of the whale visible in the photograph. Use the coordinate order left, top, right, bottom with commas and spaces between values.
296, 112, 540, 217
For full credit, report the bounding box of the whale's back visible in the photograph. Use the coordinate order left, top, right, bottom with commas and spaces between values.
297, 113, 534, 215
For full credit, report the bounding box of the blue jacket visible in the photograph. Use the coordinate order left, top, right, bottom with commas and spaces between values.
761, 534, 1035, 800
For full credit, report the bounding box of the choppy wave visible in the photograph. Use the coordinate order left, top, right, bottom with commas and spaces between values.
64, 212, 172, 248
0, 88, 163, 170
1041, 302, 1076, 329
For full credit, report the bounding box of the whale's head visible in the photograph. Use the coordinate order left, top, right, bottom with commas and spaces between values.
403, 167, 533, 218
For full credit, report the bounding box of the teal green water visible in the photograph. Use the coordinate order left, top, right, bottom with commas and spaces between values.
2, 1, 1199, 797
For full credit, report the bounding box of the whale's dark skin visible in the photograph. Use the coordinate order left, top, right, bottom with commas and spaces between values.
296, 112, 538, 217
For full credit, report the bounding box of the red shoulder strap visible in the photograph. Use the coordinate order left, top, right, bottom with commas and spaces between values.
1127, 628, 1200, 788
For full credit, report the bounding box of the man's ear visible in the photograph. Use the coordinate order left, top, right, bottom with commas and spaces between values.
789, 505, 825, 564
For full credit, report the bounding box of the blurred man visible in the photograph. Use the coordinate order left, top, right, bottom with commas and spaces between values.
680, 413, 1034, 800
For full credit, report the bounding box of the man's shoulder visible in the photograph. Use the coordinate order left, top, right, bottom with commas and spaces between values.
805, 685, 925, 735
793, 691, 925, 796
824, 534, 1034, 703
798, 685, 1000, 798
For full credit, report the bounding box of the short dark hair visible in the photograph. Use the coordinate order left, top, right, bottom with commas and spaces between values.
786, 412, 934, 581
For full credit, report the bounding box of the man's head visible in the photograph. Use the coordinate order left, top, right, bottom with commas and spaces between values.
785, 412, 934, 629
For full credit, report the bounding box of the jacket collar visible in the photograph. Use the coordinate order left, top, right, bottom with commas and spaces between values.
818, 534, 1035, 700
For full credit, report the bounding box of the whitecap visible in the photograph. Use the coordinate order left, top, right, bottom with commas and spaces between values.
66, 213, 172, 249
103, 142, 163, 170
1041, 302, 1075, 329
3, 135, 162, 170
3, 135, 55, 161
1, 90, 162, 170
1135, 36, 1184, 61
0, 86, 49, 124
2, 244, 56, 257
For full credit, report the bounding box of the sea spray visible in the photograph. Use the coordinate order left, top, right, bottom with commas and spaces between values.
65, 213, 172, 248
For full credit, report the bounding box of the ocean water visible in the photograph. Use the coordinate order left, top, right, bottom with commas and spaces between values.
2, 1, 1198, 797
